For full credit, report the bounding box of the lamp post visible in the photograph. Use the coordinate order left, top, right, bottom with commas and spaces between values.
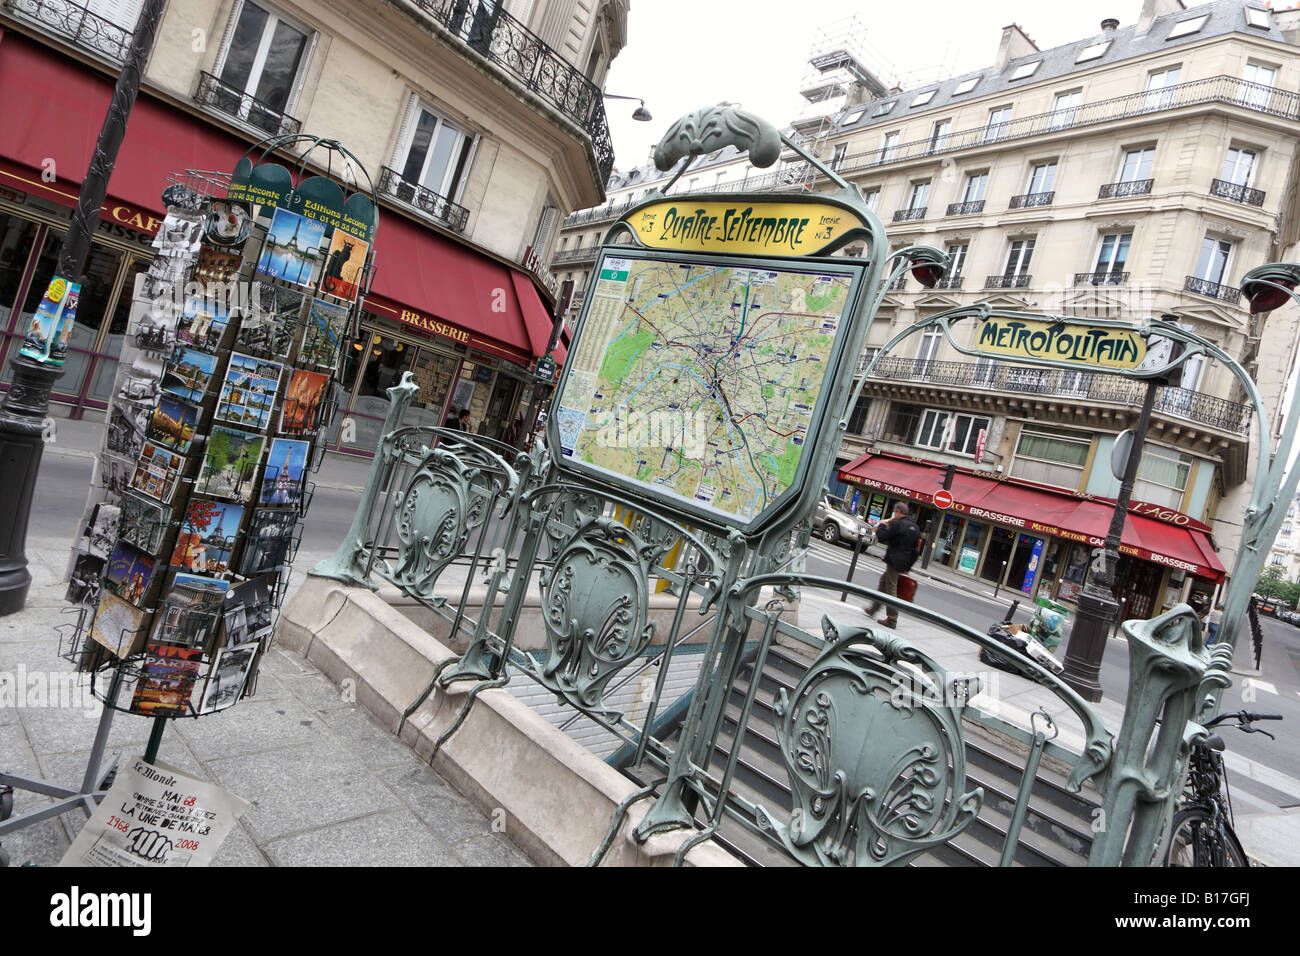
603, 93, 653, 122
0, 0, 167, 615
1060, 319, 1185, 702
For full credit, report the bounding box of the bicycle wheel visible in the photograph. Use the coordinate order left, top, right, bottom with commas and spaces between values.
1165, 808, 1250, 866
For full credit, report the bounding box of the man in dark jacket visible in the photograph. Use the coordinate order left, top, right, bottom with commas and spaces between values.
864, 502, 921, 627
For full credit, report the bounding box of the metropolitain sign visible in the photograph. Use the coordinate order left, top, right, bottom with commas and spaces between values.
974, 317, 1147, 370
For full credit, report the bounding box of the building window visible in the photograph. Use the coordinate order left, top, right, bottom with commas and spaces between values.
1221, 146, 1258, 186
1245, 6, 1272, 30
985, 107, 1012, 142
963, 172, 988, 204
945, 242, 968, 277
215, 1, 312, 128
830, 144, 848, 169
873, 100, 896, 117
880, 131, 900, 163
847, 396, 872, 434
1049, 90, 1081, 129
1135, 447, 1192, 509
863, 188, 880, 211
1193, 236, 1234, 285
532, 199, 558, 255
1143, 66, 1181, 111
914, 410, 990, 455
1012, 427, 1090, 488
907, 180, 930, 211
915, 326, 943, 365
929, 119, 952, 152
1004, 238, 1034, 277
396, 99, 476, 201
1009, 61, 1041, 81
1243, 61, 1277, 110
952, 76, 981, 95
911, 89, 937, 108
1076, 40, 1111, 63
1094, 232, 1132, 276
1118, 146, 1156, 182
1026, 161, 1056, 195
886, 403, 923, 444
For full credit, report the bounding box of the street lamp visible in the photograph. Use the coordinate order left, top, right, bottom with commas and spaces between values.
603, 92, 653, 122
0, 0, 168, 615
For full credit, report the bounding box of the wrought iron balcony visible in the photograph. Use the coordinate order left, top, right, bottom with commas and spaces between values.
552, 246, 598, 264
1209, 179, 1266, 207
865, 356, 1252, 434
194, 71, 302, 136
1073, 271, 1130, 286
407, 0, 613, 180
564, 196, 637, 227
933, 275, 964, 289
1009, 191, 1054, 209
892, 207, 926, 222
946, 200, 985, 216
1185, 275, 1242, 304
833, 75, 1300, 179
4, 0, 131, 62
1098, 179, 1153, 199
985, 274, 1031, 289
377, 167, 470, 233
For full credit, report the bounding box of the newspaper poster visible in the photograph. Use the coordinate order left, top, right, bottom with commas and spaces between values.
59, 758, 249, 867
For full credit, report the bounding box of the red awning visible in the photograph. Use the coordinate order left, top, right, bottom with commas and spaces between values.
838, 452, 1226, 581
0, 32, 552, 363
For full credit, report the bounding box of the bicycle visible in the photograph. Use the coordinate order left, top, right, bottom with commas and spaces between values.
1164, 710, 1282, 867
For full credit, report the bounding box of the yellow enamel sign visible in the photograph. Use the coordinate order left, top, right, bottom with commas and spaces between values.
624, 200, 864, 256
975, 317, 1147, 370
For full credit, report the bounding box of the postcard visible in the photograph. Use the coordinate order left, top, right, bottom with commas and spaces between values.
145, 395, 200, 453
118, 492, 170, 555
100, 452, 138, 499
161, 345, 219, 404
298, 298, 349, 369
236, 282, 302, 355
239, 508, 298, 575
177, 296, 230, 351
318, 229, 368, 301
195, 425, 265, 503
152, 572, 230, 649
198, 643, 257, 714
106, 399, 152, 460
130, 442, 184, 504
256, 207, 327, 289
105, 540, 157, 607
130, 643, 203, 718
203, 200, 252, 250
259, 438, 310, 507
66, 552, 105, 607
77, 502, 121, 560
216, 351, 283, 431
223, 577, 272, 647
193, 244, 243, 285
171, 498, 244, 574
152, 209, 203, 257
89, 590, 147, 658
280, 368, 330, 434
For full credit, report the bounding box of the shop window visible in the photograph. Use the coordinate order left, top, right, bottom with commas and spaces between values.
395, 98, 477, 201
1011, 426, 1090, 489
0, 211, 42, 327
214, 1, 314, 131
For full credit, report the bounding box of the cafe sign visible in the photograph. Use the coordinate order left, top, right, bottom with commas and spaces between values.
624, 199, 867, 257
974, 317, 1147, 370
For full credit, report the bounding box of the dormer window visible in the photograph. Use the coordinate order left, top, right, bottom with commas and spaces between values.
1167, 14, 1210, 38
1009, 61, 1041, 81
911, 89, 937, 108
952, 76, 981, 95
873, 100, 896, 116
1245, 6, 1271, 28
1076, 40, 1111, 63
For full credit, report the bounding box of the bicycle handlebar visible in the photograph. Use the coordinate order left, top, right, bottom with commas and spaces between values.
1204, 710, 1284, 729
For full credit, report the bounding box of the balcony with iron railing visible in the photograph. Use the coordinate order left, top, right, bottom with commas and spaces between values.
1009, 191, 1054, 209
893, 206, 926, 222
194, 71, 302, 137
1185, 275, 1242, 304
933, 275, 964, 289
377, 167, 470, 233
564, 196, 638, 227
3, 0, 131, 62
946, 200, 985, 217
832, 76, 1300, 179
553, 246, 598, 264
861, 355, 1252, 435
1098, 179, 1153, 199
1209, 178, 1266, 207
1073, 271, 1130, 286
406, 0, 613, 181
985, 274, 1031, 289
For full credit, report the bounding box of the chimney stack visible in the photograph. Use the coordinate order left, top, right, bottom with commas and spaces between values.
994, 23, 1039, 71
1101, 18, 1119, 32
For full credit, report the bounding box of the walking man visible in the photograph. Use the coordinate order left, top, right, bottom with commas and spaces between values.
864, 502, 921, 628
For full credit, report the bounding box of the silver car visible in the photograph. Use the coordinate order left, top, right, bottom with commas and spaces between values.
813, 496, 873, 546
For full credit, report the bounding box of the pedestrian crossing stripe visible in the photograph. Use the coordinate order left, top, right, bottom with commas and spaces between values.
1242, 678, 1277, 696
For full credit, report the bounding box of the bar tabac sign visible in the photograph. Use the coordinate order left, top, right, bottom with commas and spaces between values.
624, 199, 866, 257
974, 317, 1147, 370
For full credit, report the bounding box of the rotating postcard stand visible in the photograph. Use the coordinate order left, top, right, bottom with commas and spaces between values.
0, 139, 376, 865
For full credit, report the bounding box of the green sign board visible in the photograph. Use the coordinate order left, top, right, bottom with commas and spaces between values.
958, 547, 979, 575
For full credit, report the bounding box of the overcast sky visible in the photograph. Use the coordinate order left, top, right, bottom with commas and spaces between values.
602, 1, 1132, 170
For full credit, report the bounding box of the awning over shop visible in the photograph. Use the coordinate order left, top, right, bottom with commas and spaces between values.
0, 31, 554, 364
838, 452, 1226, 581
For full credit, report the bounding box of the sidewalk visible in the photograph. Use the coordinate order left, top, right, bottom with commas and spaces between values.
0, 535, 529, 868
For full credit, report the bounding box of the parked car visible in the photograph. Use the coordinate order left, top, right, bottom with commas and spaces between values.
813, 496, 873, 546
